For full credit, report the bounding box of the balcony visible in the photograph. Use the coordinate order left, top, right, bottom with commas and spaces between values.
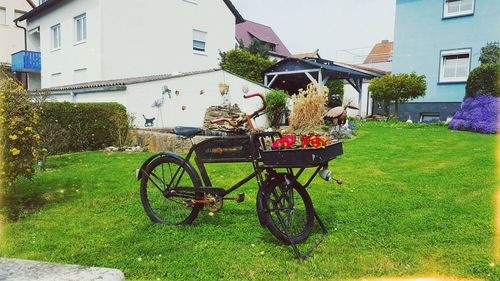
11, 50, 41, 73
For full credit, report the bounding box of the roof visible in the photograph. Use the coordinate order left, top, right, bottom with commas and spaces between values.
236, 20, 291, 58
16, 0, 244, 22
263, 58, 382, 94
338, 62, 388, 76
363, 40, 393, 64
291, 49, 321, 59
37, 69, 221, 92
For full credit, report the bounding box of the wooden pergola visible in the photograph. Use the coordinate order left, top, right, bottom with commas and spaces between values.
263, 58, 382, 115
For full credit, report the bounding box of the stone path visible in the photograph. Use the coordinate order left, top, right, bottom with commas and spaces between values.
0, 258, 124, 281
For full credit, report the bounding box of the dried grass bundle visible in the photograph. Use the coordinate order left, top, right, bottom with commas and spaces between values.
289, 83, 328, 131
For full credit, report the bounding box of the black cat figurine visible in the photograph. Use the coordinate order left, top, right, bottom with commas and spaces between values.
143, 115, 155, 127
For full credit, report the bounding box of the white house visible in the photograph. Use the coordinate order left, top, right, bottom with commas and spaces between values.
0, 0, 34, 85
14, 0, 270, 128
15, 0, 242, 89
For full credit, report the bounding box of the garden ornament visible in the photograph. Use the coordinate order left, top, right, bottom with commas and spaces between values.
323, 100, 359, 129
142, 115, 155, 127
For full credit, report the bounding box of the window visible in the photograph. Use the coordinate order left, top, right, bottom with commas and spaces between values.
193, 29, 207, 53
74, 14, 87, 43
0, 7, 6, 25
51, 72, 62, 86
74, 68, 87, 83
444, 0, 475, 18
439, 49, 471, 83
420, 113, 441, 123
51, 24, 61, 50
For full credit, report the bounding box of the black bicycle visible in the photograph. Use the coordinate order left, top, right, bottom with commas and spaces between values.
137, 93, 343, 258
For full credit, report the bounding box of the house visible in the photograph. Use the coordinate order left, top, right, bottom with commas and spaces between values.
13, 0, 269, 128
236, 20, 291, 60
362, 40, 393, 73
0, 0, 34, 84
388, 0, 500, 122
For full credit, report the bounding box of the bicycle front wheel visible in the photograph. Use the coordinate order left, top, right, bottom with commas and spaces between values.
259, 174, 314, 244
140, 156, 202, 225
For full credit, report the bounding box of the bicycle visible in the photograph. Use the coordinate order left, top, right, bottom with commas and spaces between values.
136, 93, 343, 259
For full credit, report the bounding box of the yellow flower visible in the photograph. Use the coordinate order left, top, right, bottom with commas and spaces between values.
41, 148, 48, 152
25, 126, 33, 131
8, 134, 18, 140
33, 134, 41, 141
10, 148, 21, 156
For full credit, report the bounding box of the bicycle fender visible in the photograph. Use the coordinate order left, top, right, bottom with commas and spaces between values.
136, 152, 185, 180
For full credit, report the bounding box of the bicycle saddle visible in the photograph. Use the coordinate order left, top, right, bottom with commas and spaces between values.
173, 126, 202, 138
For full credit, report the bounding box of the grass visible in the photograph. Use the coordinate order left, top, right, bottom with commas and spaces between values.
0, 124, 498, 280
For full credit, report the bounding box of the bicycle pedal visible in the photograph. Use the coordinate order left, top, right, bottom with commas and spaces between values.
236, 193, 245, 203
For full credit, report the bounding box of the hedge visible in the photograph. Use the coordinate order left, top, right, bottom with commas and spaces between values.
466, 64, 500, 97
38, 102, 129, 154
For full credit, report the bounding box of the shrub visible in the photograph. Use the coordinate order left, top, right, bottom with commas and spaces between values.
219, 49, 275, 83
289, 83, 328, 131
325, 80, 344, 107
0, 72, 41, 187
479, 43, 500, 65
465, 64, 500, 97
449, 94, 499, 134
265, 90, 289, 128
38, 102, 129, 154
369, 73, 427, 116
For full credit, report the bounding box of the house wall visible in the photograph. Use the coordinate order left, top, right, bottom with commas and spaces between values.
49, 70, 269, 128
26, 0, 102, 88
99, 0, 235, 80
0, 0, 33, 65
393, 0, 500, 106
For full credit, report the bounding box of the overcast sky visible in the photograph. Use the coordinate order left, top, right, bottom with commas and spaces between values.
231, 0, 396, 63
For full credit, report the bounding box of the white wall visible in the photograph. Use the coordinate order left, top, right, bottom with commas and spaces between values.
343, 81, 373, 118
100, 0, 235, 80
50, 70, 269, 129
27, 0, 102, 88
0, 0, 33, 64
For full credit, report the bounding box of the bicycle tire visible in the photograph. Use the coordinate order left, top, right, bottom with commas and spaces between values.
140, 156, 203, 225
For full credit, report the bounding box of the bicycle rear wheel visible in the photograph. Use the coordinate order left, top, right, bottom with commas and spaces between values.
259, 174, 314, 244
140, 156, 202, 225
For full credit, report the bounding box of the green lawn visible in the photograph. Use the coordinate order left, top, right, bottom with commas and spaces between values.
0, 124, 498, 280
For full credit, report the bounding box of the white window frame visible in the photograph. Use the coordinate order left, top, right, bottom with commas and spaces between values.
74, 13, 87, 44
439, 48, 471, 83
192, 29, 207, 54
443, 0, 475, 19
0, 7, 6, 25
51, 24, 61, 51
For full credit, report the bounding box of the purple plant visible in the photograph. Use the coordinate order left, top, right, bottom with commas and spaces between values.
449, 93, 500, 134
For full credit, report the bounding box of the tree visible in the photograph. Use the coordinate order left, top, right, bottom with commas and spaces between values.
247, 38, 271, 59
369, 73, 427, 117
219, 49, 275, 83
479, 42, 500, 65
325, 80, 344, 107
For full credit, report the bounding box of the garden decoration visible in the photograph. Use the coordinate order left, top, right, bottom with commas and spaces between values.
323, 100, 359, 129
137, 93, 344, 260
142, 115, 155, 127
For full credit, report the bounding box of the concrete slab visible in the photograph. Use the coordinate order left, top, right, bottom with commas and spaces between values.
0, 258, 125, 281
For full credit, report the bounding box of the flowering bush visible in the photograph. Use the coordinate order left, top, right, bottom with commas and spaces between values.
271, 133, 330, 150
0, 72, 41, 188
448, 94, 500, 134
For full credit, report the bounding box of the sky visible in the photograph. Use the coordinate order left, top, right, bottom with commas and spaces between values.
231, 0, 396, 63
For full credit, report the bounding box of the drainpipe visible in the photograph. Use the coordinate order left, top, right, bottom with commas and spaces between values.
14, 19, 29, 89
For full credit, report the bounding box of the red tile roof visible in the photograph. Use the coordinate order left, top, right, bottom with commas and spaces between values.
236, 20, 291, 57
363, 40, 393, 64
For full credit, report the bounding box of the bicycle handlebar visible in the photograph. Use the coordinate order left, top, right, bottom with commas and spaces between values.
210, 93, 267, 129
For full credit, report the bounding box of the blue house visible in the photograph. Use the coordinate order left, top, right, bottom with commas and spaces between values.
390, 0, 500, 122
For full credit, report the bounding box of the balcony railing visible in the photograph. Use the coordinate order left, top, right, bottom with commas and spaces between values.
11, 50, 41, 72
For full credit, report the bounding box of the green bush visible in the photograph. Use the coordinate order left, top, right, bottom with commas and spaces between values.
38, 102, 129, 154
265, 90, 289, 127
0, 72, 41, 188
325, 80, 344, 107
219, 49, 275, 83
465, 64, 500, 97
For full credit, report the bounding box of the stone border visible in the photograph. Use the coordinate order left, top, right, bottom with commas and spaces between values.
0, 258, 125, 281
